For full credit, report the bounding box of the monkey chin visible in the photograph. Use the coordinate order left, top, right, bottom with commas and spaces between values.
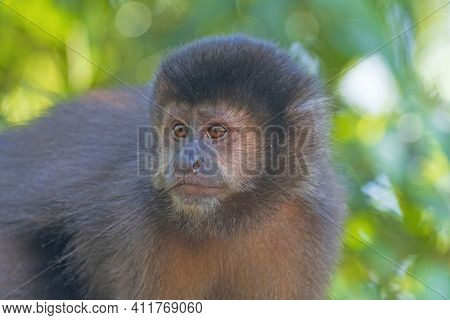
167, 186, 244, 238
170, 191, 221, 219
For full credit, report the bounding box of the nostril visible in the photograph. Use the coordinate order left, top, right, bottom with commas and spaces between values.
192, 159, 202, 175
192, 159, 201, 175
192, 159, 201, 170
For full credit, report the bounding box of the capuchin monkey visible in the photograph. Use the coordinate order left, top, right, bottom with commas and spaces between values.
0, 35, 346, 299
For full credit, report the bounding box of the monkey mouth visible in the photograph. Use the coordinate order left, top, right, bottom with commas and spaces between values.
169, 177, 226, 197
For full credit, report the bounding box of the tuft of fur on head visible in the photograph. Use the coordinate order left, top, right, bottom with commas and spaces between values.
153, 35, 323, 116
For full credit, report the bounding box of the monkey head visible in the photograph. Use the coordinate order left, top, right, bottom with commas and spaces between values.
145, 35, 329, 236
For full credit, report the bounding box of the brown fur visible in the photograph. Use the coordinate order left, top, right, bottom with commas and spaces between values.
0, 35, 345, 299
111, 201, 336, 299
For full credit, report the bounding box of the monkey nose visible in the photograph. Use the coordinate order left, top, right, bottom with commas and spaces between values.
192, 159, 201, 175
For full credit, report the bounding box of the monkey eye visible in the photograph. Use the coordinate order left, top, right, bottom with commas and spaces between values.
207, 124, 227, 139
173, 123, 189, 138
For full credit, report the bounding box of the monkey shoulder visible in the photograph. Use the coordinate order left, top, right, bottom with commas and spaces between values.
0, 88, 153, 214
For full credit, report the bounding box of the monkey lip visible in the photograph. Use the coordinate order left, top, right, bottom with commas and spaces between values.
172, 184, 225, 197
169, 178, 226, 197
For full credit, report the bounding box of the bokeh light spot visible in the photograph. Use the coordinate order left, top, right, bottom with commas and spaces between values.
431, 106, 450, 133
396, 112, 424, 143
115, 1, 152, 38
344, 216, 374, 250
421, 149, 449, 185
339, 55, 399, 115
356, 116, 386, 145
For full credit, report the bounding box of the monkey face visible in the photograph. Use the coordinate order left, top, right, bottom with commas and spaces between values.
143, 35, 327, 235
152, 102, 262, 218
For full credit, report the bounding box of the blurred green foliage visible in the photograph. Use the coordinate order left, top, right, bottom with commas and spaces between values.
0, 0, 448, 299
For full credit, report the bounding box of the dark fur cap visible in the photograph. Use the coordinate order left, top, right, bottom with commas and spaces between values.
153, 35, 321, 120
